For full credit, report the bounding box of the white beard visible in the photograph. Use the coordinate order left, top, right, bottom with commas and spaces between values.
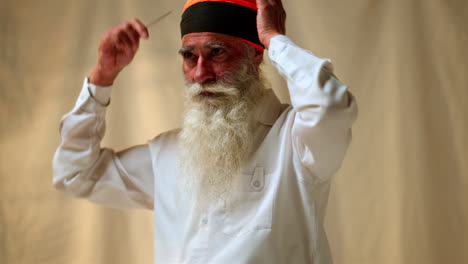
178, 61, 266, 206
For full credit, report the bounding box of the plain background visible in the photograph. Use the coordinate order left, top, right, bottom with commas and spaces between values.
0, 0, 467, 263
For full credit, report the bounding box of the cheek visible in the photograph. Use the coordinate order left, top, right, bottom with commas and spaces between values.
213, 64, 237, 81
182, 64, 195, 82
214, 62, 243, 82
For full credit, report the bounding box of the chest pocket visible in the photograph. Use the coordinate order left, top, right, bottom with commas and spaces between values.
222, 167, 273, 236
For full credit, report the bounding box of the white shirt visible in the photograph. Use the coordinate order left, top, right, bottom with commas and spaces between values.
53, 35, 358, 264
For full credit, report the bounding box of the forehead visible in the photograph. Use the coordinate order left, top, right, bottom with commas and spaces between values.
181, 32, 244, 48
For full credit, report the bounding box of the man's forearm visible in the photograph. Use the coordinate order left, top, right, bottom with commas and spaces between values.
268, 35, 358, 183
53, 78, 111, 193
52, 78, 154, 209
89, 65, 119, 86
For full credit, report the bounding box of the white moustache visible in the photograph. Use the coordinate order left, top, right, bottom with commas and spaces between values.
186, 82, 241, 100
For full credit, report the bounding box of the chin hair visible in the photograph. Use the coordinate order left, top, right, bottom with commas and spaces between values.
178, 60, 267, 207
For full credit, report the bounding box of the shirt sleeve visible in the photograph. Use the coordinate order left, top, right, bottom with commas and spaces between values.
52, 78, 154, 209
268, 35, 358, 183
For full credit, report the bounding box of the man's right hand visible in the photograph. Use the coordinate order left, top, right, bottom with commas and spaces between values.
89, 18, 149, 86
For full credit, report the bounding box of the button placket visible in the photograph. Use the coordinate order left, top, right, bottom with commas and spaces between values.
250, 167, 265, 191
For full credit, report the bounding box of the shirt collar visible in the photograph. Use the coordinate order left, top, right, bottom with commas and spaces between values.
255, 89, 285, 126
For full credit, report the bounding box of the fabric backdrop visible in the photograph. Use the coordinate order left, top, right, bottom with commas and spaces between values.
0, 0, 466, 263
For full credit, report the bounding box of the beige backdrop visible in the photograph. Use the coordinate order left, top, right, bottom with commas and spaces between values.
0, 0, 467, 263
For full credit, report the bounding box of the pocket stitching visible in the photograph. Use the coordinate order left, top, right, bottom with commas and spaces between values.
222, 167, 273, 237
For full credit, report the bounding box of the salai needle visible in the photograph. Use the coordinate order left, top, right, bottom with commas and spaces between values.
146, 11, 172, 28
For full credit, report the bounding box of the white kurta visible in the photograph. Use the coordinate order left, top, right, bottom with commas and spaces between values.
53, 35, 358, 263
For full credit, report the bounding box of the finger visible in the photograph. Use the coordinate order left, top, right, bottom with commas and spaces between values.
103, 29, 123, 53
129, 18, 149, 39
117, 30, 134, 55
123, 23, 141, 51
123, 23, 139, 44
256, 0, 268, 9
276, 0, 284, 10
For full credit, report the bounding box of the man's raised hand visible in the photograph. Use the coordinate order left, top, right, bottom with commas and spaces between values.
256, 0, 286, 49
89, 18, 149, 86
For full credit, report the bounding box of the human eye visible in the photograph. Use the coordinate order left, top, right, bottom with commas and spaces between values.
182, 51, 196, 60
211, 47, 224, 56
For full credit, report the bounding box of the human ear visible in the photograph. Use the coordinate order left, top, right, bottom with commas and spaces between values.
252, 48, 264, 66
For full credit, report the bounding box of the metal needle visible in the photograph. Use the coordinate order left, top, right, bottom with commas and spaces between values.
146, 11, 172, 28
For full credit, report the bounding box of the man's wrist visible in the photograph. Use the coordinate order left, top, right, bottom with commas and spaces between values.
262, 32, 282, 50
84, 77, 112, 107
89, 66, 118, 86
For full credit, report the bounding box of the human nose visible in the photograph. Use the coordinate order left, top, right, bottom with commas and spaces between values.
193, 56, 215, 84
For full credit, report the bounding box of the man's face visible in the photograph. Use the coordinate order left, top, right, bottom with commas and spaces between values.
180, 32, 261, 86
178, 33, 266, 204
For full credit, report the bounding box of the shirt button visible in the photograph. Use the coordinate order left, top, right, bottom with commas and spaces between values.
202, 217, 208, 225
253, 180, 261, 188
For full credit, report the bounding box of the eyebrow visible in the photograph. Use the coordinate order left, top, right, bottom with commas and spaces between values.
178, 42, 229, 55
205, 42, 228, 50
178, 46, 193, 55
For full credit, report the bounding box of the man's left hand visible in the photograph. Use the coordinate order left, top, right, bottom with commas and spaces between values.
256, 0, 286, 49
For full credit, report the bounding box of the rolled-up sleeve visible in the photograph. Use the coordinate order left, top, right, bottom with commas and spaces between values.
269, 35, 358, 183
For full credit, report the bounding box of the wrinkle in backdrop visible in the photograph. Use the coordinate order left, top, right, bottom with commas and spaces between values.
0, 0, 466, 263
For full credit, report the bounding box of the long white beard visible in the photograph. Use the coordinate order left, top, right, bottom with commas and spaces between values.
178, 62, 266, 205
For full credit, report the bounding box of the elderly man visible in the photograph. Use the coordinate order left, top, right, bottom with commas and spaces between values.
53, 0, 357, 263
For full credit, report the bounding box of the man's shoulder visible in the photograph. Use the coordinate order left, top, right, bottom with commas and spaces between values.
148, 128, 181, 152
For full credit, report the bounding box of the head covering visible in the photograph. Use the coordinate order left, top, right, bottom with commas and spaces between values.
180, 0, 264, 51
